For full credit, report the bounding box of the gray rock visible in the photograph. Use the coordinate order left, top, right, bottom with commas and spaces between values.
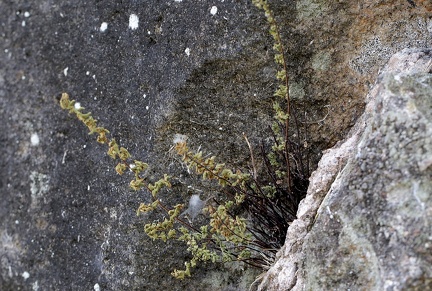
259, 49, 432, 290
0, 1, 269, 290
2, 0, 432, 290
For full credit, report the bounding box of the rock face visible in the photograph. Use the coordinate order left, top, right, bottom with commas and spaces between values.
0, 2, 269, 290
1, 0, 431, 290
259, 49, 432, 290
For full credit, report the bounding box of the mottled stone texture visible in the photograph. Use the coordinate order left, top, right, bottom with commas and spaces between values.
1, 0, 431, 290
259, 49, 432, 290
0, 1, 270, 290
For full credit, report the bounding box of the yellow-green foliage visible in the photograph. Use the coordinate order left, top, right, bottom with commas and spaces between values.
252, 0, 293, 188
60, 93, 258, 278
252, 0, 290, 123
139, 141, 256, 278
59, 0, 303, 280
59, 92, 171, 211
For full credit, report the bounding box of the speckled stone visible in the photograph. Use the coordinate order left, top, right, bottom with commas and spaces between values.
258, 49, 432, 291
1, 0, 431, 290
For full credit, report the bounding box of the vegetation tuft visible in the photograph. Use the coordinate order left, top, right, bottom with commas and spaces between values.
59, 0, 309, 280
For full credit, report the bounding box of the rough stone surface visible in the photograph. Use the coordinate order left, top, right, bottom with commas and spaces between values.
1, 0, 432, 290
0, 1, 270, 290
259, 49, 432, 290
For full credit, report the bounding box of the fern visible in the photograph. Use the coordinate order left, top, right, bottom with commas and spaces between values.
58, 0, 310, 280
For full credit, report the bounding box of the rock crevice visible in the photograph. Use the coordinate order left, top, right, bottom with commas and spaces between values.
259, 48, 432, 291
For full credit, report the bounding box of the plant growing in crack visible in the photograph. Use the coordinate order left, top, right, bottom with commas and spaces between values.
58, 0, 309, 281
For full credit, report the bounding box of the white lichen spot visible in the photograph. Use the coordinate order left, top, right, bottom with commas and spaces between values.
394, 75, 402, 82
22, 21, 26, 27
30, 171, 50, 209
326, 206, 334, 219
32, 280, 39, 291
63, 67, 68, 76
145, 105, 149, 110
30, 133, 40, 146
22, 271, 30, 280
129, 14, 139, 30
173, 133, 188, 144
62, 150, 68, 164
86, 71, 90, 75
185, 47, 191, 56
110, 208, 117, 219
210, 6, 218, 15
24, 11, 30, 17
100, 22, 108, 32
94, 283, 101, 291
74, 102, 81, 110
174, 0, 183, 2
